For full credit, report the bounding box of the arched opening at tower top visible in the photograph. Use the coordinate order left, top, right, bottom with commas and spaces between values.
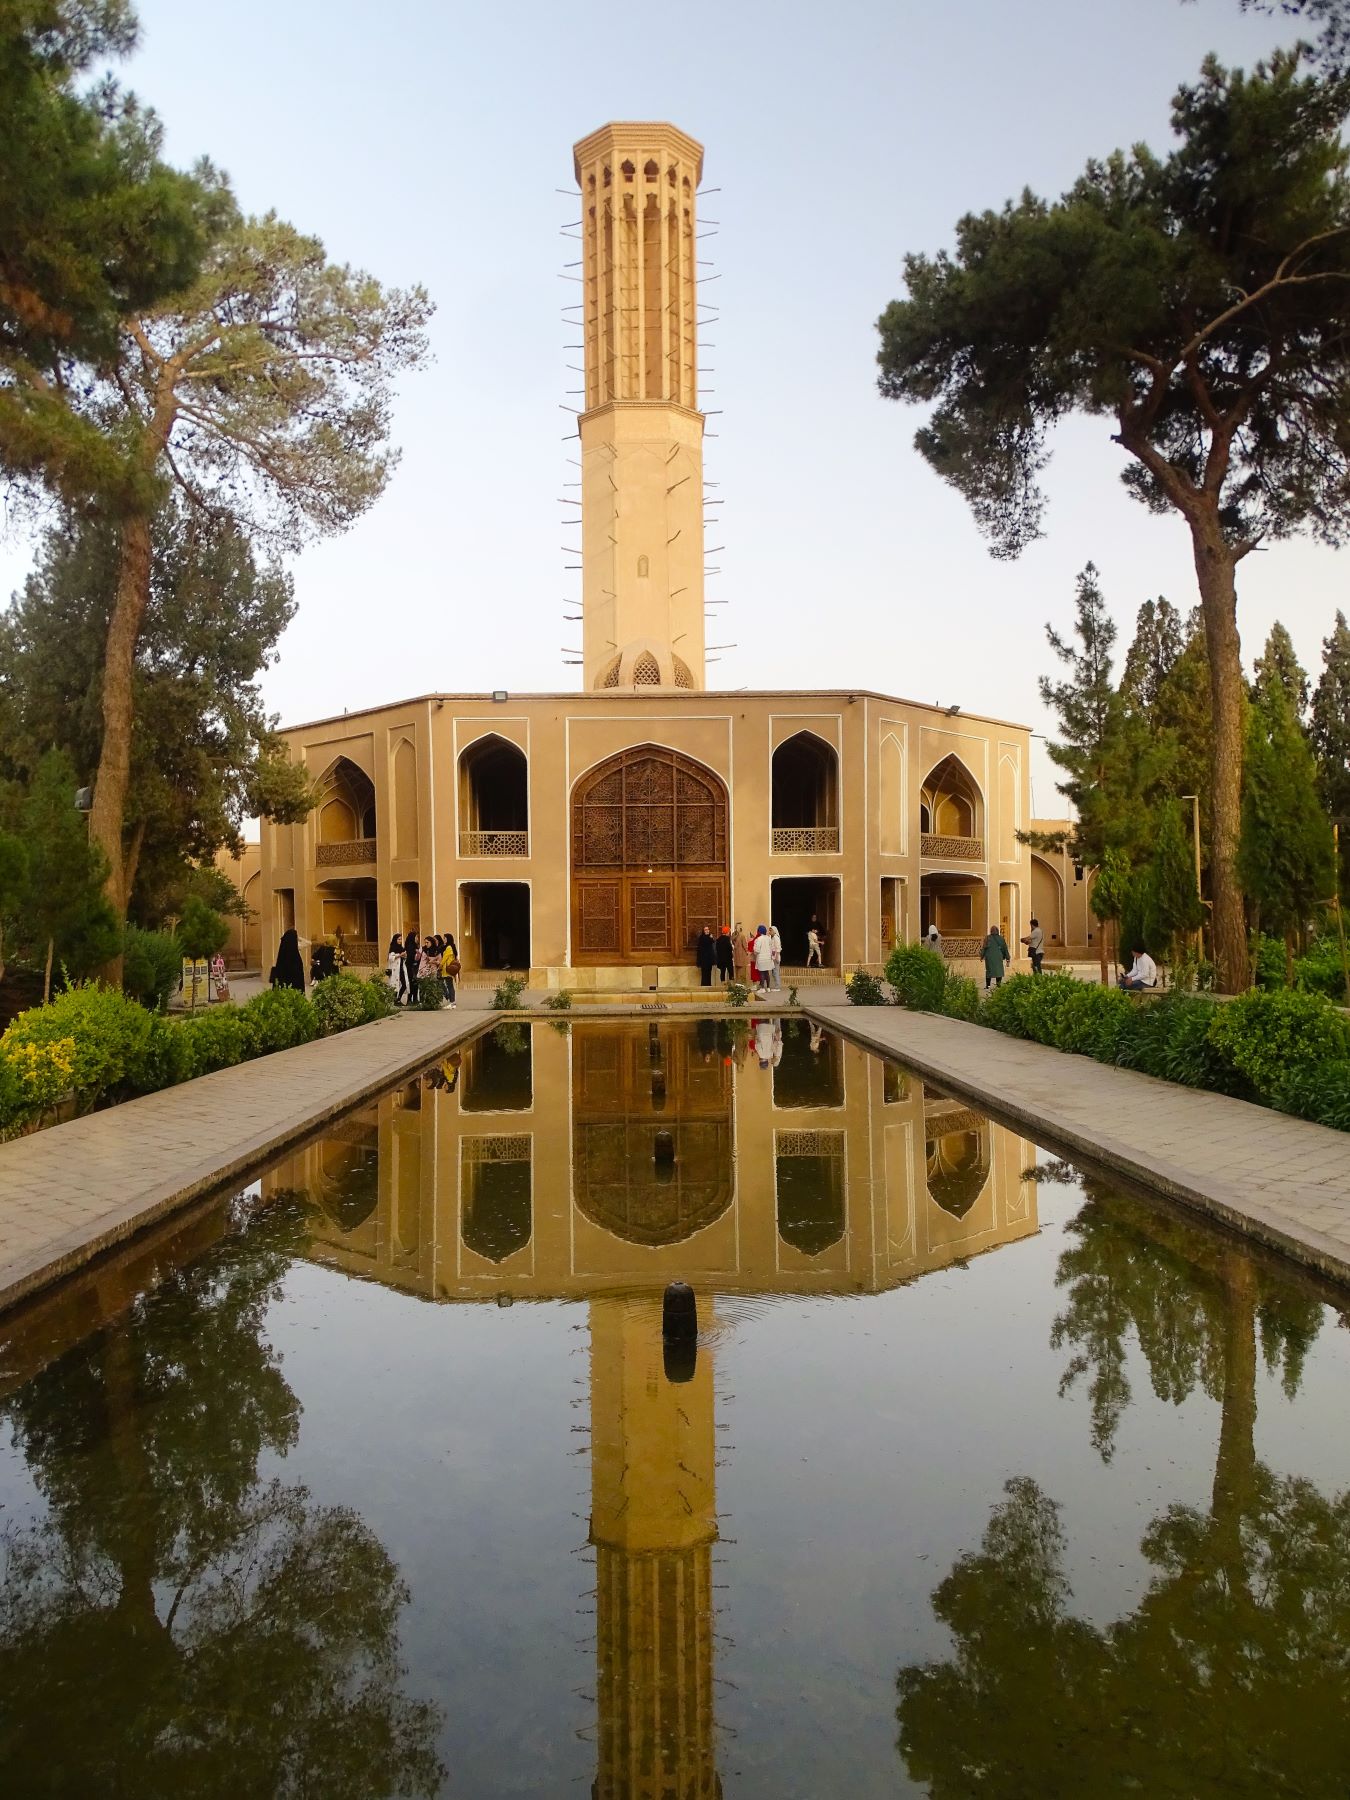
771, 733, 839, 849
459, 735, 528, 855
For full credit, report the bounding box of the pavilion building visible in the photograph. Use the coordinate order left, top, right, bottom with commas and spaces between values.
259, 122, 1035, 987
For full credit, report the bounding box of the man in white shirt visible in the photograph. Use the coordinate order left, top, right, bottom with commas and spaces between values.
1119, 945, 1158, 991
1025, 917, 1045, 974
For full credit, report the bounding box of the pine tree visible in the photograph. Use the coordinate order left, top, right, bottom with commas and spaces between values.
1238, 683, 1337, 979
877, 53, 1350, 992
1253, 621, 1311, 722
1311, 610, 1350, 897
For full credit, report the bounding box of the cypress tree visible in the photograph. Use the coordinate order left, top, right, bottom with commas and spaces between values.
1238, 683, 1337, 980
19, 749, 120, 999
1253, 621, 1311, 722
1311, 610, 1350, 898
1147, 798, 1205, 976
1120, 597, 1184, 713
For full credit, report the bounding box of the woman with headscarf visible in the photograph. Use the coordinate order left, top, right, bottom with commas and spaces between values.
270, 928, 306, 993
732, 923, 749, 982
751, 925, 775, 995
387, 933, 405, 1001
403, 931, 421, 1006
769, 924, 783, 989
714, 926, 734, 983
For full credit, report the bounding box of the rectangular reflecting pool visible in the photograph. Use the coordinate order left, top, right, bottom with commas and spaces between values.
3, 1017, 1350, 1796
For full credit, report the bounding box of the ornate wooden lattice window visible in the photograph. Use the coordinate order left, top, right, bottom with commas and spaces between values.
572, 746, 727, 873
572, 747, 729, 963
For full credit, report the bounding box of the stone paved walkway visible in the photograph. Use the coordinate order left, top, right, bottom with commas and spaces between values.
0, 1010, 479, 1316
813, 1004, 1350, 1287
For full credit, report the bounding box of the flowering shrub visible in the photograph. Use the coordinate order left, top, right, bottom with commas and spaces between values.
0, 964, 405, 1137
5, 1036, 75, 1119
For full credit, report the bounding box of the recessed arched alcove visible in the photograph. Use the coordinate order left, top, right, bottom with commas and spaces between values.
458, 734, 528, 857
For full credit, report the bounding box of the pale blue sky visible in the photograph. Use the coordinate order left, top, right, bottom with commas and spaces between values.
3, 0, 1339, 813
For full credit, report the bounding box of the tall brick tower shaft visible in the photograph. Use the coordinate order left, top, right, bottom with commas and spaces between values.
572, 122, 707, 692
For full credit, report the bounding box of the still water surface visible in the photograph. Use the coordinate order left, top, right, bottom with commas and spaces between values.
3, 1018, 1350, 1796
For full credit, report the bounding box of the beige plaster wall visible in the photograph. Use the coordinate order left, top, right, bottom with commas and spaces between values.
259, 688, 1033, 981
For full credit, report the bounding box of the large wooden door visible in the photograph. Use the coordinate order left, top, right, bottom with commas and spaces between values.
571, 746, 729, 965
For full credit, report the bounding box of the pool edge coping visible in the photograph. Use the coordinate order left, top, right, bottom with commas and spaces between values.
809, 1002, 1350, 1293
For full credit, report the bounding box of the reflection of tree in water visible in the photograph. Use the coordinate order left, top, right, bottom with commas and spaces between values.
1051, 1183, 1320, 1464
0, 1193, 444, 1797
924, 1129, 989, 1220
898, 1187, 1350, 1797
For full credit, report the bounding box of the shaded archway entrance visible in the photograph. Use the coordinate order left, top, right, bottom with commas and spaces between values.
770, 876, 839, 967
460, 881, 531, 971
571, 745, 728, 966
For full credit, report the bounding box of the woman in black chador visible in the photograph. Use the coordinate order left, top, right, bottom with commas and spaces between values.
695, 925, 716, 986
270, 928, 306, 992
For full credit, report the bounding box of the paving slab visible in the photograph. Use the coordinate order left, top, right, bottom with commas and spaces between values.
0, 1010, 482, 1316
812, 1004, 1350, 1287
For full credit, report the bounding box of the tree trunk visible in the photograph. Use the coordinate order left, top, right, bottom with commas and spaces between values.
1098, 921, 1108, 987
1212, 1249, 1258, 1605
88, 511, 154, 985
1189, 523, 1247, 995
43, 934, 53, 1004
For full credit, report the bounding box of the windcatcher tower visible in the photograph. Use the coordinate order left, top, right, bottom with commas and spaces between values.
573, 123, 707, 692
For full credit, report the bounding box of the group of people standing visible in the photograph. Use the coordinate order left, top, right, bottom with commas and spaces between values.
269, 926, 460, 1008
695, 917, 828, 990
387, 931, 459, 1007
922, 915, 1047, 991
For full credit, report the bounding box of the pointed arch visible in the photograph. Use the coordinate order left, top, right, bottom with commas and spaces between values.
314, 755, 376, 845
879, 731, 905, 856
571, 744, 728, 964
458, 732, 528, 856
920, 753, 984, 846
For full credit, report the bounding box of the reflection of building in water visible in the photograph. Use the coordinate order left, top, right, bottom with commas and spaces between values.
270, 1023, 1037, 1301
261, 1022, 1038, 1800
590, 1296, 719, 1800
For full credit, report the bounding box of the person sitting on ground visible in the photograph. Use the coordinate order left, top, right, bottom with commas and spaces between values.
1119, 944, 1159, 991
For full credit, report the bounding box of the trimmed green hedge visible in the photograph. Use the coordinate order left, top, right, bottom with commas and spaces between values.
889, 965, 1350, 1133
0, 972, 402, 1138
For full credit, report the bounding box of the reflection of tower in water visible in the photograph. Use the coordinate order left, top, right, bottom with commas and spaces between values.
589, 1295, 721, 1800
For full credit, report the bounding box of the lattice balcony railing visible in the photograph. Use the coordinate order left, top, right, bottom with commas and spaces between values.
921, 833, 983, 860
459, 830, 529, 857
315, 837, 376, 867
341, 940, 379, 966
937, 936, 984, 958
770, 826, 840, 855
